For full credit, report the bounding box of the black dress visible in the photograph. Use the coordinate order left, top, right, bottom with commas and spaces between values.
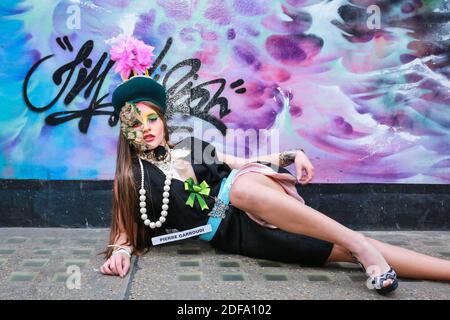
132, 136, 334, 267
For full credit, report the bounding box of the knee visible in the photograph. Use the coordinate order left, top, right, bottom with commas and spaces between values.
229, 179, 261, 206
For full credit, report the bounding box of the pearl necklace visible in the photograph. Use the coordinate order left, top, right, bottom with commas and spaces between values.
138, 152, 173, 229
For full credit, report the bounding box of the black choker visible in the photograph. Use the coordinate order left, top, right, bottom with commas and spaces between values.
153, 145, 169, 161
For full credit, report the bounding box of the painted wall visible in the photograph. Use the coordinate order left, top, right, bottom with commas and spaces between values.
0, 0, 449, 183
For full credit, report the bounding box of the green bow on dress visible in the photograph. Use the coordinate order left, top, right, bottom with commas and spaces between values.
184, 177, 211, 211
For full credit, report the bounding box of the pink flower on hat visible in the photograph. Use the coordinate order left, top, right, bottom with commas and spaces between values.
109, 35, 155, 80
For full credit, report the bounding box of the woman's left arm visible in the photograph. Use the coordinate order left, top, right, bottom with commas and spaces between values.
216, 149, 315, 185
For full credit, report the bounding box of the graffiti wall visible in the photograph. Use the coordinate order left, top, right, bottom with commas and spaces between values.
0, 0, 449, 183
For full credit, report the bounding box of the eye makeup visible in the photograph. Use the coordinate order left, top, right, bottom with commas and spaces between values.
130, 113, 159, 128
147, 113, 159, 122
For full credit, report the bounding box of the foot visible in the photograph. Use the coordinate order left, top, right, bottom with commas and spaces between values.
350, 239, 397, 293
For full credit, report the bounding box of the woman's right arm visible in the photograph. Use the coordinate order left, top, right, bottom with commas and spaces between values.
100, 232, 133, 278
100, 203, 135, 277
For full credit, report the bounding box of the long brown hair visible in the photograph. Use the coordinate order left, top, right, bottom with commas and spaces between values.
103, 102, 174, 259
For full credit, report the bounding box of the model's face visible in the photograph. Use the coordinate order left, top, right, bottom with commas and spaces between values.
119, 101, 165, 152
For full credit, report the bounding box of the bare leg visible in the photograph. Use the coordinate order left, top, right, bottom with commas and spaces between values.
328, 239, 450, 281
230, 172, 392, 286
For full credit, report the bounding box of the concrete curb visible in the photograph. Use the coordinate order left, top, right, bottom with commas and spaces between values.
116, 255, 138, 300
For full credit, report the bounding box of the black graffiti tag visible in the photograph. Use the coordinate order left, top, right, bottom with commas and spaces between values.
23, 36, 246, 134
23, 37, 116, 133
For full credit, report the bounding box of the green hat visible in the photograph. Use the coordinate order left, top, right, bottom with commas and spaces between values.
112, 75, 167, 115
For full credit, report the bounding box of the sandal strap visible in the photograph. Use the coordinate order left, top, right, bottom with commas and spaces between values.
371, 267, 397, 290
350, 252, 367, 272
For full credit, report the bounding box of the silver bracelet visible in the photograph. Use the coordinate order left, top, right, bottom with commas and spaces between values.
108, 245, 132, 257
112, 248, 131, 258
